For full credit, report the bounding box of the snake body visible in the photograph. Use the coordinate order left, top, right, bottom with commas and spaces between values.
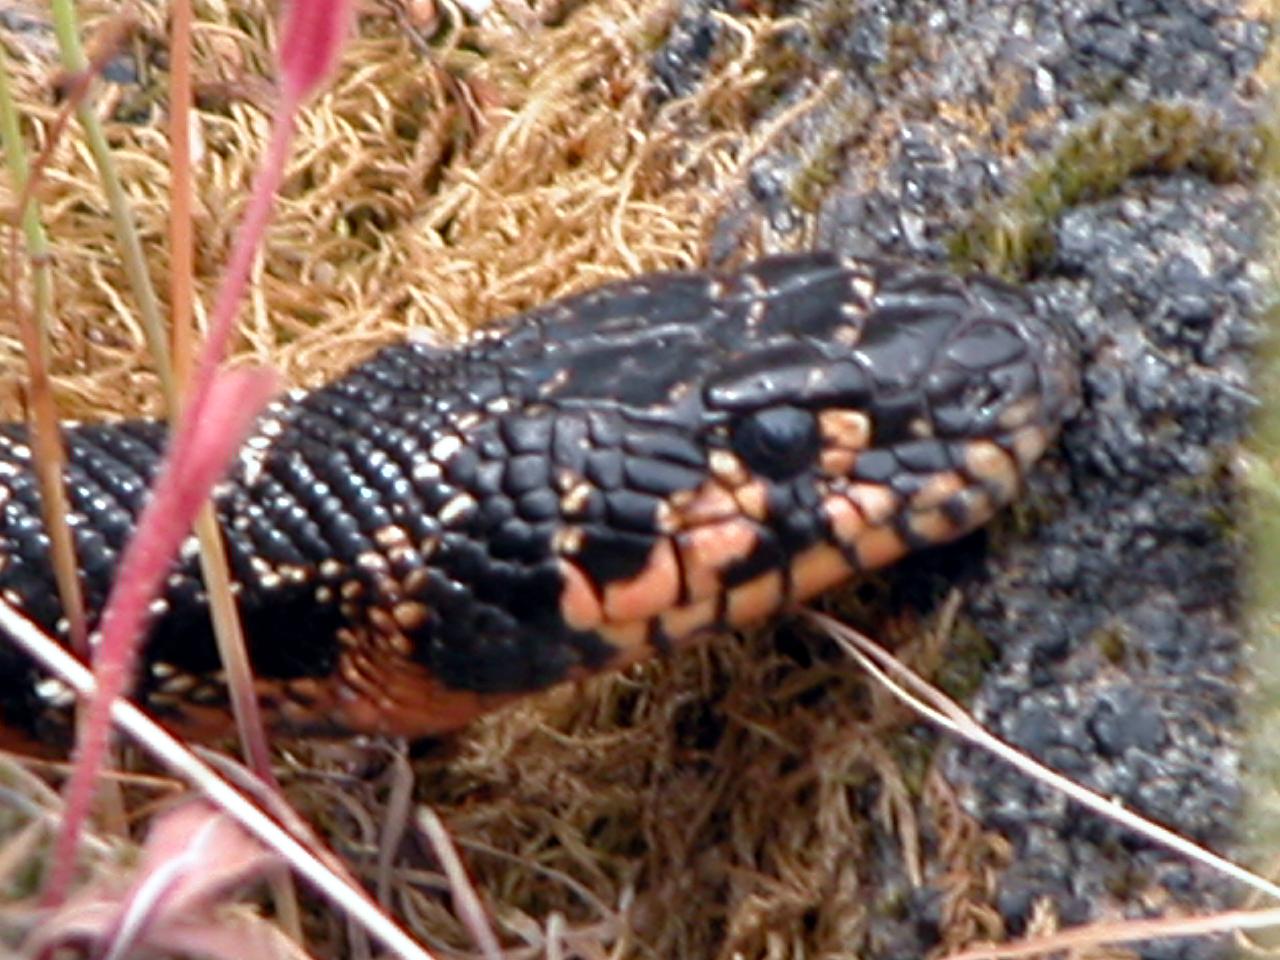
0, 252, 1077, 749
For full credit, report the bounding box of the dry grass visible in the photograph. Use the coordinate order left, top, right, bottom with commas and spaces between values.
0, 1, 1021, 957
0, 0, 778, 417
275, 607, 1010, 957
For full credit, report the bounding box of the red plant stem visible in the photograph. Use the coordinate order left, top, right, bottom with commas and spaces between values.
168, 0, 279, 796
42, 371, 277, 905
45, 94, 304, 905
179, 99, 305, 782
186, 89, 300, 428
44, 0, 349, 906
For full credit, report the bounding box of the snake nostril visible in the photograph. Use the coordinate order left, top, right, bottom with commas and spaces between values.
729, 405, 821, 481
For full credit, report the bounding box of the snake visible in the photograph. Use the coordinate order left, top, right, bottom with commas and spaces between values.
0, 252, 1078, 751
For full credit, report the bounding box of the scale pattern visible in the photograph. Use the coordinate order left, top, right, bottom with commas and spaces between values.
0, 252, 1077, 749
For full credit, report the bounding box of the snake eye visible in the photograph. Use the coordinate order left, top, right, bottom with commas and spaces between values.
730, 405, 820, 481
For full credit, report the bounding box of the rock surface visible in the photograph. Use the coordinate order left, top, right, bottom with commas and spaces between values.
653, 0, 1268, 956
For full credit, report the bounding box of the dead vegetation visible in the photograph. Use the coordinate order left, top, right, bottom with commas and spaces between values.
0, 1, 1045, 957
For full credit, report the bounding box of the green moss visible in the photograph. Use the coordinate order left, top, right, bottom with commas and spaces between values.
993, 486, 1062, 547
885, 728, 937, 797
950, 100, 1269, 279
935, 617, 996, 702
1091, 622, 1128, 665
790, 140, 844, 214
746, 36, 812, 120
1170, 461, 1240, 537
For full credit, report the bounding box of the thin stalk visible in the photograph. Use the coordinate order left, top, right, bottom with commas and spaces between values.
48, 0, 175, 407
0, 44, 87, 656
168, 0, 195, 385
0, 595, 438, 960
808, 610, 1280, 904
177, 0, 299, 870
1, 31, 127, 844
50, 0, 275, 788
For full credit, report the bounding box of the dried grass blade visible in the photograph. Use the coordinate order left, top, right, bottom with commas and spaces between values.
0, 42, 87, 658
416, 807, 503, 960
0, 595, 437, 960
804, 609, 1280, 905
940, 907, 1280, 960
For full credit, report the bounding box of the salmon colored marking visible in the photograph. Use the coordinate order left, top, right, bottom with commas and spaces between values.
1009, 425, 1049, 470
905, 505, 957, 544
602, 538, 681, 622
910, 470, 966, 511
558, 559, 605, 631
725, 569, 785, 625
383, 621, 416, 655
823, 494, 865, 543
846, 482, 898, 526
676, 517, 759, 601
327, 658, 517, 738
561, 480, 594, 515
674, 481, 740, 526
963, 439, 1020, 503
167, 701, 256, 742
945, 484, 993, 531
853, 525, 907, 570
653, 500, 677, 533
392, 600, 430, 631
367, 606, 399, 638
552, 525, 586, 555
261, 625, 522, 738
733, 479, 770, 521
658, 596, 720, 643
709, 449, 749, 486
997, 395, 1041, 431
818, 408, 872, 448
789, 542, 852, 601
819, 448, 858, 477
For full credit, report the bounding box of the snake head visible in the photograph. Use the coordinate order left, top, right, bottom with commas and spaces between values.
846, 266, 1080, 478
697, 256, 1080, 586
